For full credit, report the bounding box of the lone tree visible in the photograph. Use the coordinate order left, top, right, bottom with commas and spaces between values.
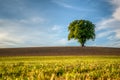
68, 20, 95, 47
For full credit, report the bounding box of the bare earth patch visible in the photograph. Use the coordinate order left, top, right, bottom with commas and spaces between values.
0, 47, 120, 56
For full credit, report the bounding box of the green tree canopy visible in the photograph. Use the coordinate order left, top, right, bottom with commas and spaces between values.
68, 20, 95, 47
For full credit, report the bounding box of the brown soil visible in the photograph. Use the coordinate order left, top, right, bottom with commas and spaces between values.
0, 47, 120, 56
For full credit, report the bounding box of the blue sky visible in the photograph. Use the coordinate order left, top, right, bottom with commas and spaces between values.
0, 0, 120, 48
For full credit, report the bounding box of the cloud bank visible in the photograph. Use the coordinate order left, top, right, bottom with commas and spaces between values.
96, 0, 120, 47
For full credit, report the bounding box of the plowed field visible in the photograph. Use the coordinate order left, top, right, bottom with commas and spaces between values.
0, 47, 120, 56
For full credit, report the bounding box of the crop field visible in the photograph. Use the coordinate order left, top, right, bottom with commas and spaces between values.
0, 56, 120, 80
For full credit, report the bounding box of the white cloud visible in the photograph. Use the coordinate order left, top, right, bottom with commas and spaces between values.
110, 0, 120, 21
106, 41, 120, 48
20, 17, 45, 24
107, 36, 114, 40
51, 25, 61, 31
97, 31, 113, 38
96, 19, 115, 31
56, 38, 68, 45
52, 0, 74, 9
113, 7, 120, 20
114, 30, 120, 39
52, 38, 77, 46
109, 0, 120, 7
51, 0, 94, 11
0, 18, 70, 47
0, 18, 46, 48
0, 32, 24, 48
95, 0, 120, 47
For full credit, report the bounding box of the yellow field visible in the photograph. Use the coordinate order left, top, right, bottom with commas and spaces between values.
0, 56, 120, 80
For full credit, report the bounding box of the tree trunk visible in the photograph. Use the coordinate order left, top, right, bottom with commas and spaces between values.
81, 44, 84, 47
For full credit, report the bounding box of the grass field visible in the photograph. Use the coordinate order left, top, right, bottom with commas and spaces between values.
0, 56, 120, 80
